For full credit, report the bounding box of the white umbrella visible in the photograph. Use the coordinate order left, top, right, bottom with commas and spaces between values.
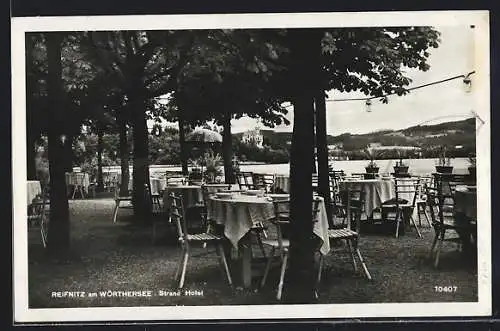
185, 128, 222, 143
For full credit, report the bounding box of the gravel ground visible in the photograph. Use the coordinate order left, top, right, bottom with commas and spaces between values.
27, 198, 477, 308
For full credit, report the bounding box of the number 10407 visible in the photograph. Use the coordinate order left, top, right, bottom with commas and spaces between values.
434, 286, 457, 293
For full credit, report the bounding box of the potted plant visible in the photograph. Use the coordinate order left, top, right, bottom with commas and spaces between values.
393, 150, 410, 176
435, 146, 453, 173
203, 152, 223, 183
467, 154, 476, 178
364, 147, 381, 179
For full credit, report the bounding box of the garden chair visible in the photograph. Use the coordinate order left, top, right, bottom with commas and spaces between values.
260, 197, 321, 301
236, 172, 256, 190
317, 186, 372, 286
329, 170, 347, 223
69, 172, 88, 199
28, 192, 50, 248
252, 173, 276, 193
426, 184, 473, 268
381, 177, 422, 238
415, 176, 433, 227
170, 192, 233, 289
111, 179, 133, 224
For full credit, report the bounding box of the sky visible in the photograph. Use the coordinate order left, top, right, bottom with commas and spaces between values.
152, 25, 477, 136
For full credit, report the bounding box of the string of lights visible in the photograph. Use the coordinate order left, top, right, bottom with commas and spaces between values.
282, 71, 475, 110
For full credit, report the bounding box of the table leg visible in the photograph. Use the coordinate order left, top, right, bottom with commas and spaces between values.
240, 237, 253, 288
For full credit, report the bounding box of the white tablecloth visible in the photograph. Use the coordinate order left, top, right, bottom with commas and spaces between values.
126, 177, 168, 196
207, 193, 330, 255
65, 173, 90, 191
339, 179, 396, 215
454, 186, 477, 223
27, 180, 41, 205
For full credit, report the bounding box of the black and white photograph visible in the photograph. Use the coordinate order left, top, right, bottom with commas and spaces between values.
11, 11, 491, 322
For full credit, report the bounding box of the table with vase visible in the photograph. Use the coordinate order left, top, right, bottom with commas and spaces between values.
206, 191, 330, 288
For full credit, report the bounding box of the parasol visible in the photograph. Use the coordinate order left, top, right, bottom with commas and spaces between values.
185, 128, 223, 182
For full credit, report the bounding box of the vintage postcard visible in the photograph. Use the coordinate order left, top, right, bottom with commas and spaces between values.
11, 10, 491, 323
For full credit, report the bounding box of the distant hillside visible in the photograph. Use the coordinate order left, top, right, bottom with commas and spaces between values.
234, 118, 476, 158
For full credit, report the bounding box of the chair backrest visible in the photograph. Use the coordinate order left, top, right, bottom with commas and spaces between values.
236, 172, 255, 190
394, 177, 420, 208
169, 192, 188, 241
341, 186, 365, 232
270, 197, 322, 250
252, 173, 275, 193
425, 185, 455, 226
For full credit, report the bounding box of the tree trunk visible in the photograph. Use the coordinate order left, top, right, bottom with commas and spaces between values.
96, 127, 104, 192
178, 115, 189, 176
46, 32, 70, 252
130, 95, 151, 220
283, 29, 322, 303
221, 113, 234, 184
118, 112, 130, 196
315, 92, 334, 228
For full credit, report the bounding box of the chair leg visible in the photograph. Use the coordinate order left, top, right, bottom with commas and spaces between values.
434, 230, 444, 268
79, 185, 85, 199
276, 252, 288, 301
256, 233, 267, 259
346, 239, 358, 273
410, 214, 422, 238
71, 186, 77, 199
316, 254, 324, 286
429, 230, 439, 259
174, 246, 186, 282
112, 200, 120, 224
178, 247, 190, 289
217, 243, 233, 287
261, 247, 275, 288
395, 210, 401, 238
353, 239, 371, 280
423, 208, 432, 227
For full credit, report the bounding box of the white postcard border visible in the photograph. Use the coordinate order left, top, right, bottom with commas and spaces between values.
11, 10, 491, 322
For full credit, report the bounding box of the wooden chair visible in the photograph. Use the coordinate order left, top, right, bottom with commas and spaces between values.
329, 170, 347, 222
69, 172, 88, 199
28, 192, 50, 248
236, 172, 256, 190
112, 180, 133, 224
252, 173, 276, 193
170, 192, 233, 289
426, 185, 472, 268
415, 176, 433, 227
381, 177, 422, 238
317, 186, 372, 285
260, 197, 321, 301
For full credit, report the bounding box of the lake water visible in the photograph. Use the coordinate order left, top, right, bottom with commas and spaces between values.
94, 158, 471, 177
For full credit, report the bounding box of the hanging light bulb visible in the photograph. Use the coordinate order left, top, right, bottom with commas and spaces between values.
365, 99, 372, 112
463, 74, 472, 93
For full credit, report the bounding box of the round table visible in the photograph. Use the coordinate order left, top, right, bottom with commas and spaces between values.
27, 180, 42, 205
207, 192, 330, 288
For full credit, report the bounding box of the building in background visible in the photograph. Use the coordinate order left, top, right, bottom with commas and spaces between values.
241, 127, 264, 148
